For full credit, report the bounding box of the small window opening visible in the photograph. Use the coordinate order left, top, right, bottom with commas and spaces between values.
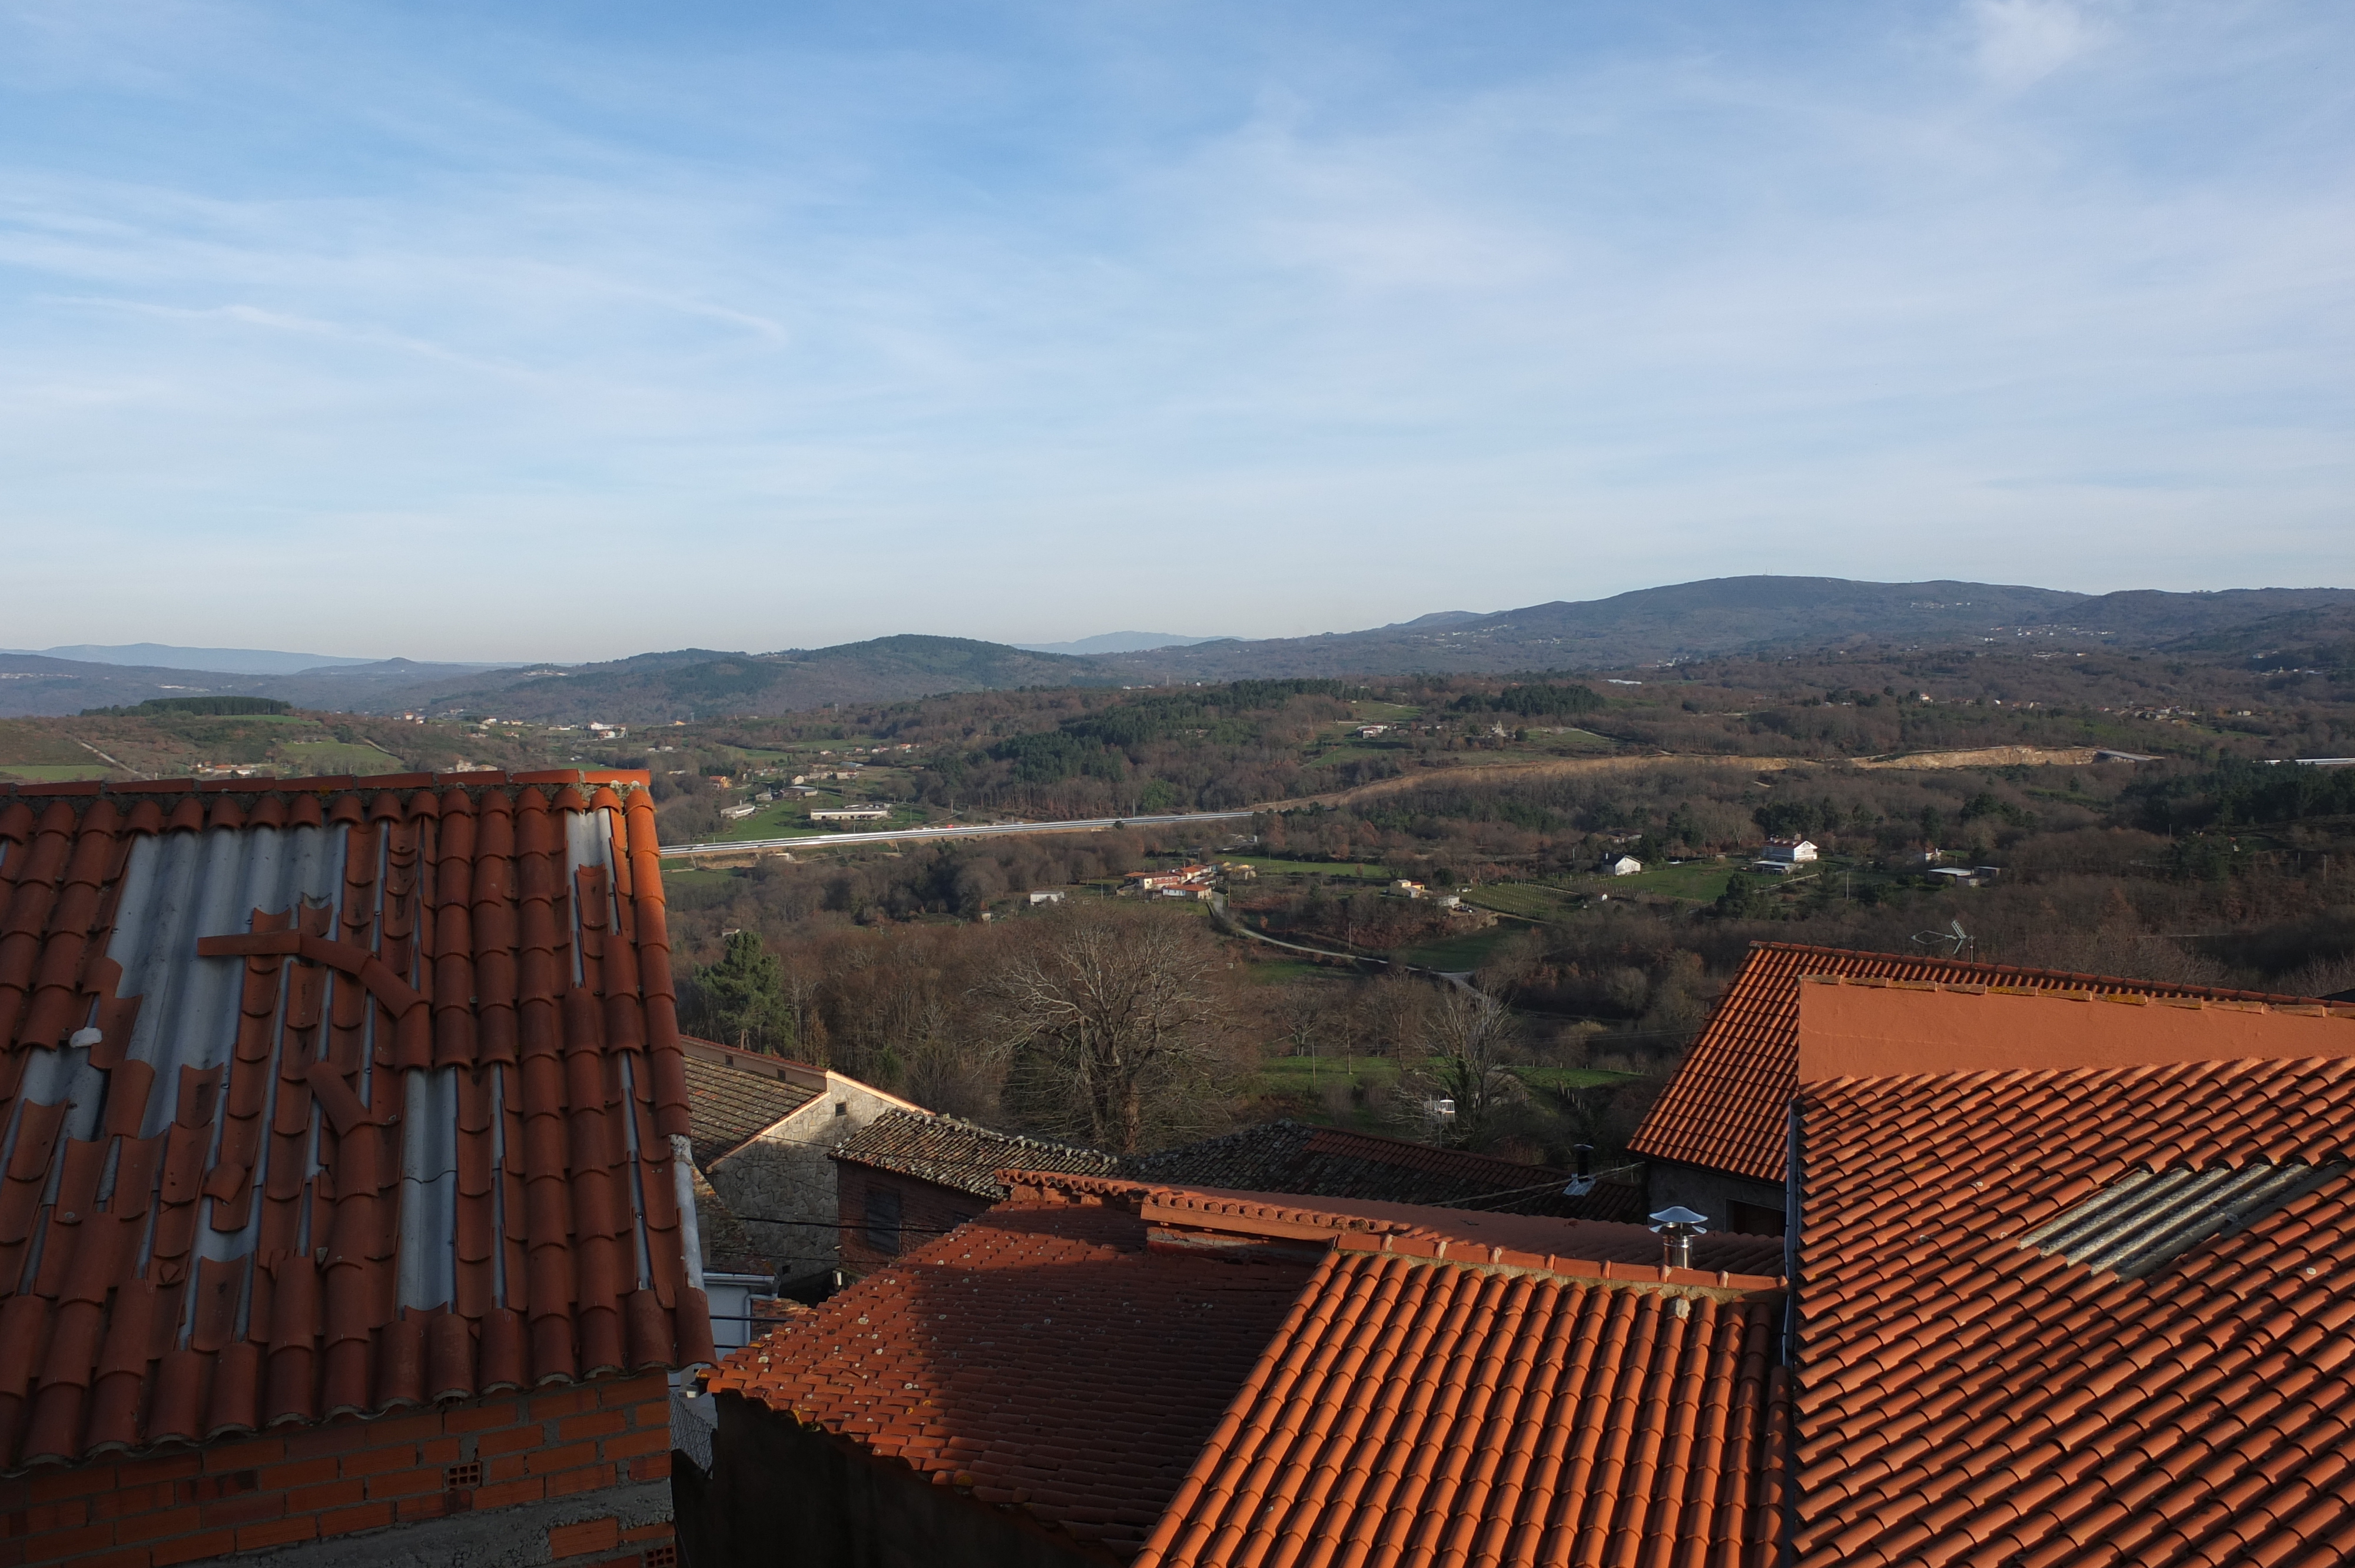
835, 1099, 849, 1117
864, 1186, 903, 1255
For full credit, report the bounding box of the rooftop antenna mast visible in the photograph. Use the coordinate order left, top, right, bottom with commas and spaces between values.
1912, 919, 1972, 958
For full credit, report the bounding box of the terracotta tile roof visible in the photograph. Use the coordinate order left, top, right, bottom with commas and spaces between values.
714, 1172, 1789, 1562
0, 771, 715, 1472
1631, 941, 2348, 1184
1135, 1255, 1789, 1568
704, 1200, 1316, 1556
676, 1038, 820, 1167
1795, 1050, 2355, 1568
830, 1107, 1123, 1198
1129, 1119, 1646, 1221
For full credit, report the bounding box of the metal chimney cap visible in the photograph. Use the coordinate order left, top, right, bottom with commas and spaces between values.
1647, 1206, 1710, 1232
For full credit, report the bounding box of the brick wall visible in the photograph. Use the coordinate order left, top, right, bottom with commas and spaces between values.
837, 1167, 985, 1278
0, 1372, 676, 1568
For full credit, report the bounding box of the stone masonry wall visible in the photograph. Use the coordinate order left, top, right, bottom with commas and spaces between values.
708, 1074, 920, 1287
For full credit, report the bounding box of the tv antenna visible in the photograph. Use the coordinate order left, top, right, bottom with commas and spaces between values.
1912, 919, 1971, 957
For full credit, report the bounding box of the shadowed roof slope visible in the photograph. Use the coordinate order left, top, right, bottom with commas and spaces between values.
1027, 1174, 1788, 1280
1129, 1119, 1643, 1221
1631, 942, 2344, 1183
714, 1171, 1790, 1564
705, 1199, 1315, 1557
830, 1107, 1122, 1198
1795, 1051, 2355, 1568
0, 771, 714, 1472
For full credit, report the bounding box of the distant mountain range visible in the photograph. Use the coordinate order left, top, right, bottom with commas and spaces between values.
1013, 630, 1222, 655
3, 643, 393, 675
4, 577, 2347, 722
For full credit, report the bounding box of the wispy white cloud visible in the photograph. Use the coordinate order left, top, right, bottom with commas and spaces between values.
1968, 0, 2111, 89
0, 0, 2346, 656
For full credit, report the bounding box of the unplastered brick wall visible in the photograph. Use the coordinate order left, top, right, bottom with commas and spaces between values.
0, 1371, 676, 1568
837, 1168, 985, 1278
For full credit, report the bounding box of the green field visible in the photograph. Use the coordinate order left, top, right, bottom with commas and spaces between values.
1511, 1065, 1640, 1091
1563, 860, 1739, 903
0, 762, 110, 782
1541, 728, 1617, 751
1225, 856, 1394, 883
1400, 925, 1522, 972
658, 864, 742, 896
1461, 883, 1584, 922
1239, 958, 1357, 985
714, 802, 833, 841
274, 740, 403, 773
1303, 741, 1412, 766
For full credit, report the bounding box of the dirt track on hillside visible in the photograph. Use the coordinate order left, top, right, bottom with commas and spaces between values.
1259, 746, 2109, 812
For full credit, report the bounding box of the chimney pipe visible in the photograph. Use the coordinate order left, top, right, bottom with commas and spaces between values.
1647, 1207, 1709, 1271
1575, 1144, 1593, 1179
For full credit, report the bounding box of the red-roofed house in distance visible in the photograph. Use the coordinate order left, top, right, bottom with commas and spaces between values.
0, 772, 714, 1568
1628, 941, 2341, 1235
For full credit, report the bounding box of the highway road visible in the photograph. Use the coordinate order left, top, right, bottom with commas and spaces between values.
657, 809, 1258, 859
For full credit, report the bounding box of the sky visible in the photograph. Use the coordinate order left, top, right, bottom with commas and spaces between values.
1, 0, 2349, 661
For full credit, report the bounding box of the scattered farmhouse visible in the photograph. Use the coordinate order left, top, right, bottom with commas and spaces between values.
1751, 836, 1818, 873
806, 807, 891, 825
1604, 853, 1642, 876
1125, 864, 1213, 892
0, 770, 711, 1568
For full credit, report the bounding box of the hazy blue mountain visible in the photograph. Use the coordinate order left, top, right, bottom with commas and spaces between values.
8, 643, 384, 675
11, 577, 2348, 723
1097, 578, 2355, 680
1013, 631, 1225, 655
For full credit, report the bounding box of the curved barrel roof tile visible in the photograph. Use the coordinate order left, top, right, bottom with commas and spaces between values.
1631, 941, 2348, 1183
0, 771, 714, 1473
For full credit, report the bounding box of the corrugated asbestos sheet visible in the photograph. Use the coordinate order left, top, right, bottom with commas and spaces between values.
0, 772, 715, 1473
2022, 1160, 2347, 1277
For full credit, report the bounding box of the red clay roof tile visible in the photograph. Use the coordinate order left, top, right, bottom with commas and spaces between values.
714, 1172, 1790, 1562
1632, 942, 2350, 1183
1795, 1033, 2355, 1568
0, 772, 709, 1472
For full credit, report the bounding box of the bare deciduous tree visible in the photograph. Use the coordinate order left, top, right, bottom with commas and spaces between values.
987, 904, 1241, 1152
1407, 984, 1524, 1149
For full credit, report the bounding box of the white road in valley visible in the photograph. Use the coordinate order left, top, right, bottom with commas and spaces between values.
656, 809, 1258, 859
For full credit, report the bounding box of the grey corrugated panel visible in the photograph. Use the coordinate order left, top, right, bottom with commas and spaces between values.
2025, 1160, 2347, 1277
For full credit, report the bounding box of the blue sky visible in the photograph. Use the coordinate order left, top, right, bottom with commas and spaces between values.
2, 0, 2348, 660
